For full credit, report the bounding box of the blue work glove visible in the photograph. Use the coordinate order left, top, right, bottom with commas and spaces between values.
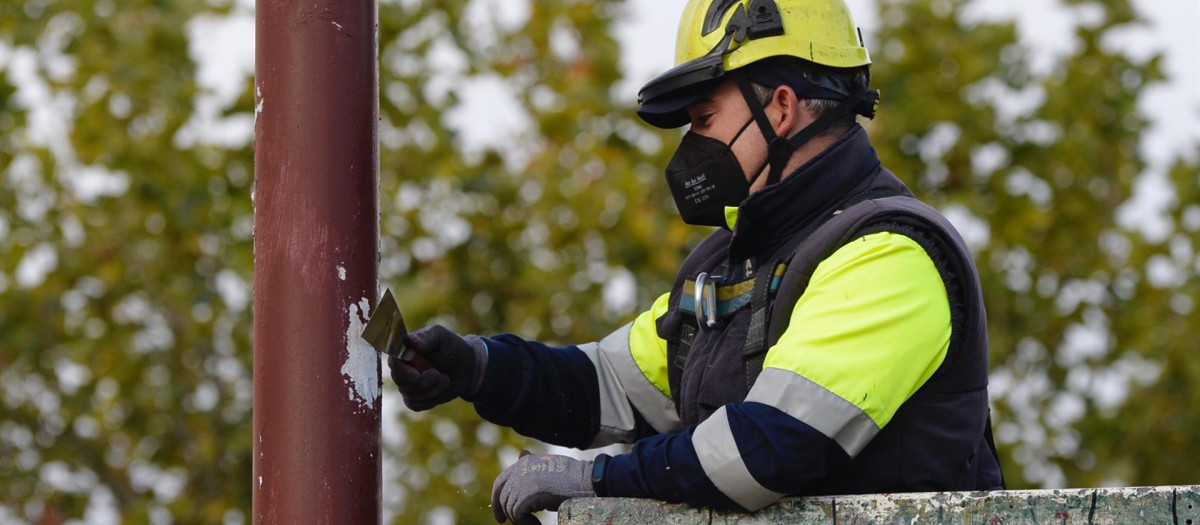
491, 451, 595, 525
388, 325, 487, 411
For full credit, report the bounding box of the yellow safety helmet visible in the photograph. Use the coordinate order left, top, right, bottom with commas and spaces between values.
638, 0, 872, 129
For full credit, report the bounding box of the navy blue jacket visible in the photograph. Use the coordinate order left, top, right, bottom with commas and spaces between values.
465, 126, 1002, 510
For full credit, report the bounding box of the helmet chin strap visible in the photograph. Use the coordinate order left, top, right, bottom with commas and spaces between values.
732, 71, 876, 187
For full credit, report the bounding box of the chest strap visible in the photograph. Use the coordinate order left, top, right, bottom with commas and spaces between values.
677, 265, 785, 322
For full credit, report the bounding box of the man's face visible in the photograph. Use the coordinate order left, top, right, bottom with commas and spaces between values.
684, 80, 770, 188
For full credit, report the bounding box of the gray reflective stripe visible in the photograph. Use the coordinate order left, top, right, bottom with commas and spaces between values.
745, 367, 881, 457
578, 340, 634, 446
579, 323, 680, 447
693, 407, 786, 511
599, 323, 680, 436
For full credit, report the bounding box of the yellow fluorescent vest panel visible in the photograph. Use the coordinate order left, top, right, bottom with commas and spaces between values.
630, 292, 674, 398
765, 232, 951, 428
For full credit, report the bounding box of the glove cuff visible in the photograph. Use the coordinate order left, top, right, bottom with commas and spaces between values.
589, 454, 609, 497
462, 334, 489, 397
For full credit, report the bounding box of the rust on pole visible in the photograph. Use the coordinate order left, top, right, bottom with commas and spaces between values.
253, 0, 380, 521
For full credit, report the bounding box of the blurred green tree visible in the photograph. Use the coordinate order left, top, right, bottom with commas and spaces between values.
0, 0, 256, 522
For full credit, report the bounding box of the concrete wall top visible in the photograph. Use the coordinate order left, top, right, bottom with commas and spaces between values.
559, 485, 1200, 524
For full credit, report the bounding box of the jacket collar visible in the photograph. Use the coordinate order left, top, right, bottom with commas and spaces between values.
727, 125, 885, 260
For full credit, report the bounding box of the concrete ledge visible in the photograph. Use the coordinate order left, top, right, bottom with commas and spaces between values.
559, 485, 1200, 524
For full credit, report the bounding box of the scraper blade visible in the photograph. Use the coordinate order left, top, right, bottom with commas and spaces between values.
361, 288, 413, 360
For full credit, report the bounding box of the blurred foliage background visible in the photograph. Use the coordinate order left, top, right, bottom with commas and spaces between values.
0, 0, 1197, 523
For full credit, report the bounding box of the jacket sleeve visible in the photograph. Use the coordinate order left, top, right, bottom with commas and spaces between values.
600, 232, 952, 510
467, 293, 680, 449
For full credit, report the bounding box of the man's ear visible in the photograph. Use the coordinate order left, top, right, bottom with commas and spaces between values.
768, 85, 803, 137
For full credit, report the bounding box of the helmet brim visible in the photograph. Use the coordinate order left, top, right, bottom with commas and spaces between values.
637, 53, 727, 129
636, 84, 712, 129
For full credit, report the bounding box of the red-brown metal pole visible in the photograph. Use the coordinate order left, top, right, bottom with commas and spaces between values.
252, 0, 380, 521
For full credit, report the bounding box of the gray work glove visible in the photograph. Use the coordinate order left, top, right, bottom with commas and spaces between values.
388, 325, 487, 411
491, 452, 595, 525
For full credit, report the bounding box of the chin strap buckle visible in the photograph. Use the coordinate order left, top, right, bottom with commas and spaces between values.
858, 89, 881, 119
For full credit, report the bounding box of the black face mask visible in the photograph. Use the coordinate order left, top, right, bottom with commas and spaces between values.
664, 118, 761, 228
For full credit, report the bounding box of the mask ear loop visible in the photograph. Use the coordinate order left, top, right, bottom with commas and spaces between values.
724, 115, 773, 190
733, 71, 876, 187
727, 116, 756, 145
732, 72, 788, 186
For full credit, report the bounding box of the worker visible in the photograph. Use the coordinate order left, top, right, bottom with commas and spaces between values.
390, 0, 1004, 523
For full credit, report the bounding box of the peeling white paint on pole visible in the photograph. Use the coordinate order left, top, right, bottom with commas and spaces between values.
338, 265, 347, 281
254, 85, 265, 122
341, 297, 380, 410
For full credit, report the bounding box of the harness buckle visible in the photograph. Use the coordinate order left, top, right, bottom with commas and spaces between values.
693, 272, 723, 329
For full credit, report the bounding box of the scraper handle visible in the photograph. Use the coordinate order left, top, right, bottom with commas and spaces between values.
397, 347, 434, 372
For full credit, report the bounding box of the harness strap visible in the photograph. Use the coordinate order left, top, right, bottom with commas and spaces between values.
742, 261, 783, 388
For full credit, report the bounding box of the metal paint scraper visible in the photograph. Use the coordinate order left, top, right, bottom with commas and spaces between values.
362, 288, 415, 361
